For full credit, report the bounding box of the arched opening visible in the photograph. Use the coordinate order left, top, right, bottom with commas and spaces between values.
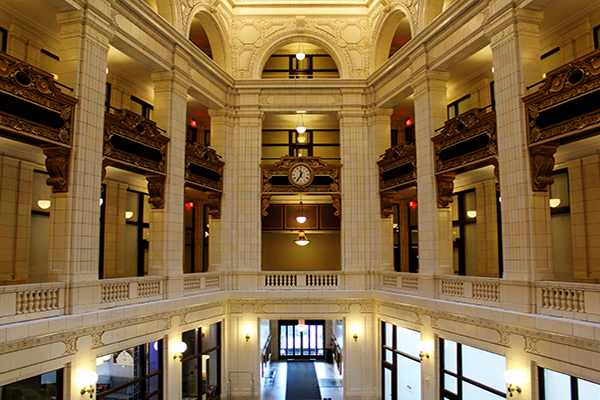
190, 17, 213, 59
262, 43, 339, 79
188, 12, 227, 69
389, 16, 412, 58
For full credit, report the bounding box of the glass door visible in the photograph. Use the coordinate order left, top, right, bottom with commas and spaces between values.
279, 320, 324, 359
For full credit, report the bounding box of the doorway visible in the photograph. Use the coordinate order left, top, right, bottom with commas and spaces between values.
278, 320, 325, 359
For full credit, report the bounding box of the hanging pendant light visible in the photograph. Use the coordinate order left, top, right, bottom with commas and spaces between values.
295, 230, 310, 246
296, 41, 305, 60
296, 201, 307, 224
296, 113, 306, 134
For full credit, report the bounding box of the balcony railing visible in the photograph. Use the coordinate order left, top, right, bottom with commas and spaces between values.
377, 142, 416, 217
1, 271, 600, 324
185, 142, 225, 218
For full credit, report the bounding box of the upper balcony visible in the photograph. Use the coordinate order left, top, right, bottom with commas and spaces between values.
0, 51, 78, 193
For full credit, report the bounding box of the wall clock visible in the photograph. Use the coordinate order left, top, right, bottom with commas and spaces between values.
288, 163, 314, 187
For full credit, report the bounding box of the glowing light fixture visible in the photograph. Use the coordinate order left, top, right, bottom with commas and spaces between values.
294, 230, 310, 246
351, 324, 360, 342
296, 113, 306, 134
416, 341, 432, 360
79, 370, 98, 398
549, 198, 561, 208
190, 119, 197, 127
297, 320, 308, 333
296, 201, 307, 224
503, 369, 523, 397
173, 341, 188, 360
466, 210, 477, 219
296, 41, 305, 60
125, 211, 134, 219
405, 118, 413, 127
37, 200, 51, 209
242, 325, 253, 342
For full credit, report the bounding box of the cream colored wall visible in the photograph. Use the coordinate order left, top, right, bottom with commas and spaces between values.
261, 231, 341, 271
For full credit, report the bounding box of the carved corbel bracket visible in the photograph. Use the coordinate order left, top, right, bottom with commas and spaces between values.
207, 191, 221, 219
145, 173, 165, 209
380, 192, 395, 218
40, 144, 69, 193
531, 143, 559, 192
331, 194, 341, 218
261, 194, 272, 218
491, 158, 500, 192
437, 172, 457, 208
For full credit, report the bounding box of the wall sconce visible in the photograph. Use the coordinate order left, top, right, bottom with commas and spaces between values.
79, 371, 98, 398
549, 198, 561, 208
350, 324, 360, 342
172, 341, 188, 360
416, 341, 431, 360
466, 210, 477, 219
242, 325, 253, 342
37, 199, 51, 209
503, 369, 523, 397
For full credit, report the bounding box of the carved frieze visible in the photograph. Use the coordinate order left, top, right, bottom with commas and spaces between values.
0, 52, 77, 147
377, 141, 417, 191
185, 142, 225, 192
104, 109, 169, 175
524, 48, 600, 146
432, 108, 497, 175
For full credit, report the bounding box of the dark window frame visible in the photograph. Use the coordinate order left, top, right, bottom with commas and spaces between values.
97, 340, 163, 400
447, 94, 471, 120
278, 320, 325, 359
261, 129, 340, 162
440, 338, 506, 400
0, 27, 8, 53
262, 54, 339, 79
0, 369, 64, 399
126, 189, 150, 277
595, 25, 600, 50
381, 322, 422, 400
181, 322, 222, 400
550, 168, 570, 215
452, 189, 477, 276
130, 95, 154, 119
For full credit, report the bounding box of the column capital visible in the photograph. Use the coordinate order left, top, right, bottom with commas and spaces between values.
338, 109, 365, 123
151, 70, 190, 98
485, 5, 544, 49
410, 70, 449, 98
57, 7, 114, 51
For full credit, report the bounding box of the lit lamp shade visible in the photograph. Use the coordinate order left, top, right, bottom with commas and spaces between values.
79, 370, 98, 387
549, 198, 561, 208
294, 231, 310, 246
296, 52, 305, 60
37, 200, 51, 209
296, 215, 307, 224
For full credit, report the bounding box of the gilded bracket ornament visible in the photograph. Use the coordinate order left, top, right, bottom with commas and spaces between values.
145, 173, 165, 209
331, 194, 341, 218
261, 194, 272, 218
207, 191, 222, 219
40, 144, 70, 193
380, 192, 395, 218
437, 172, 457, 208
531, 143, 559, 192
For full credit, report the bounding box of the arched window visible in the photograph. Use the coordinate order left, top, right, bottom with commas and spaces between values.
190, 16, 213, 59
389, 16, 412, 58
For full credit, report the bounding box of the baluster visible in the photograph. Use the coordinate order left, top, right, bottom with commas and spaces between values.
566, 291, 573, 311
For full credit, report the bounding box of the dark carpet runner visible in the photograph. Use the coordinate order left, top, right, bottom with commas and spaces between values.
285, 361, 322, 400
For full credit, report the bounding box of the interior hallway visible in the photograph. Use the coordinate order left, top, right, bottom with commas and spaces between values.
261, 361, 343, 400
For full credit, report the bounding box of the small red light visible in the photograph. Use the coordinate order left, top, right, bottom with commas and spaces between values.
190, 119, 197, 128
185, 201, 194, 209
405, 118, 413, 127
409, 201, 417, 208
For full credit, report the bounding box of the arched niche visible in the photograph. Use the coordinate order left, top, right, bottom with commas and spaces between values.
373, 8, 413, 69
262, 42, 340, 79
253, 34, 348, 79
187, 8, 228, 70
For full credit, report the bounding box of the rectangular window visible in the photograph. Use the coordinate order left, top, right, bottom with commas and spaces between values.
182, 322, 222, 400
0, 27, 7, 53
539, 367, 600, 400
381, 322, 422, 400
541, 47, 561, 78
549, 169, 572, 281
0, 369, 63, 399
447, 95, 471, 119
105, 82, 112, 113
125, 190, 150, 277
595, 25, 600, 49
40, 49, 60, 76
451, 189, 477, 276
97, 340, 163, 399
261, 129, 340, 163
130, 95, 154, 119
440, 339, 506, 400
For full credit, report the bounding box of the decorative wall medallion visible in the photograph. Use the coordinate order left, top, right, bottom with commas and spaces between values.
524, 336, 540, 354
360, 302, 373, 313
497, 330, 510, 346
253, 302, 266, 313
230, 302, 244, 314
62, 337, 78, 356
164, 316, 172, 330
91, 331, 105, 348
337, 302, 351, 313
179, 313, 188, 326
430, 315, 439, 329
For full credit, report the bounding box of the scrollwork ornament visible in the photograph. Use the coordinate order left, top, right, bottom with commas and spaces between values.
91, 332, 105, 348
62, 337, 78, 356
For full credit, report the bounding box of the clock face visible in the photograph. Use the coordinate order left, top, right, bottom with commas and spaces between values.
290, 164, 312, 187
